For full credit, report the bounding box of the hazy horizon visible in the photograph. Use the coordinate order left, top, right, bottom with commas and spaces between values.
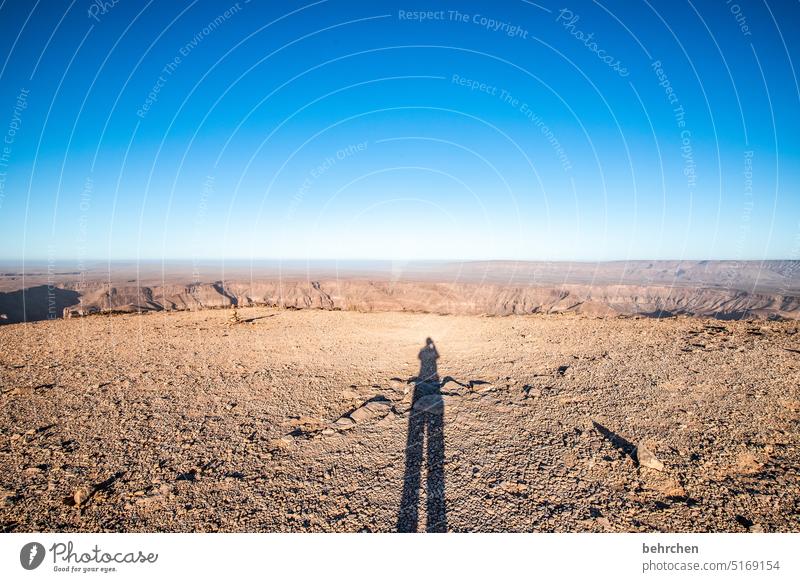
2, 257, 800, 269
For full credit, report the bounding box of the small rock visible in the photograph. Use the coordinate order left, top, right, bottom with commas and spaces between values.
499, 481, 528, 495
73, 486, 92, 506
389, 379, 406, 390
394, 400, 412, 413
0, 487, 16, 505
635, 444, 665, 471
267, 438, 293, 451
522, 385, 541, 398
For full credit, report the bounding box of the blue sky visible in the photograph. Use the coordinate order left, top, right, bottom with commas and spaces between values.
0, 0, 798, 261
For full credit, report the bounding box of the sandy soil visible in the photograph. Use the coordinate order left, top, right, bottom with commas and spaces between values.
1, 308, 798, 532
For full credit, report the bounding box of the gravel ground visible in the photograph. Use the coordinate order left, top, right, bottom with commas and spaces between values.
1, 308, 798, 532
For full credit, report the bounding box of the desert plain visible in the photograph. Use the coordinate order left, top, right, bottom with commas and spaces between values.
1, 301, 798, 532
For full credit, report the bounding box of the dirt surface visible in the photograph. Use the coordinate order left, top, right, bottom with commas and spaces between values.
1, 308, 799, 532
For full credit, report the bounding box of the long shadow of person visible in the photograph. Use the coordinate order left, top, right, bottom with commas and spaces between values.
397, 337, 447, 532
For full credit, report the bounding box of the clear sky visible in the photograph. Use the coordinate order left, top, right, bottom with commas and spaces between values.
0, 0, 798, 262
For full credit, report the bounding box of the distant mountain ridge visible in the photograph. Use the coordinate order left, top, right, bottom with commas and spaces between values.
1, 260, 798, 323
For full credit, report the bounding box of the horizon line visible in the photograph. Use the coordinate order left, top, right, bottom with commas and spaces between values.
1, 257, 798, 264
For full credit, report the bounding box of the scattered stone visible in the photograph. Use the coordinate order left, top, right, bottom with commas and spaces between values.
73, 486, 92, 507
558, 394, 585, 405
287, 416, 327, 435
267, 437, 294, 451
349, 399, 392, 423
393, 400, 412, 415
332, 417, 356, 430
735, 451, 762, 474
348, 407, 373, 424
0, 487, 16, 505
472, 383, 495, 394
499, 481, 528, 495
389, 378, 407, 391
635, 444, 665, 471
468, 380, 494, 393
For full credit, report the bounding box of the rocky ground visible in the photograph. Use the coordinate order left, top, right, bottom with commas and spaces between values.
0, 307, 798, 532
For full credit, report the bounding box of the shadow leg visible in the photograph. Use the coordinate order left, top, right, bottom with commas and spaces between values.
426, 411, 447, 533
397, 409, 424, 532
